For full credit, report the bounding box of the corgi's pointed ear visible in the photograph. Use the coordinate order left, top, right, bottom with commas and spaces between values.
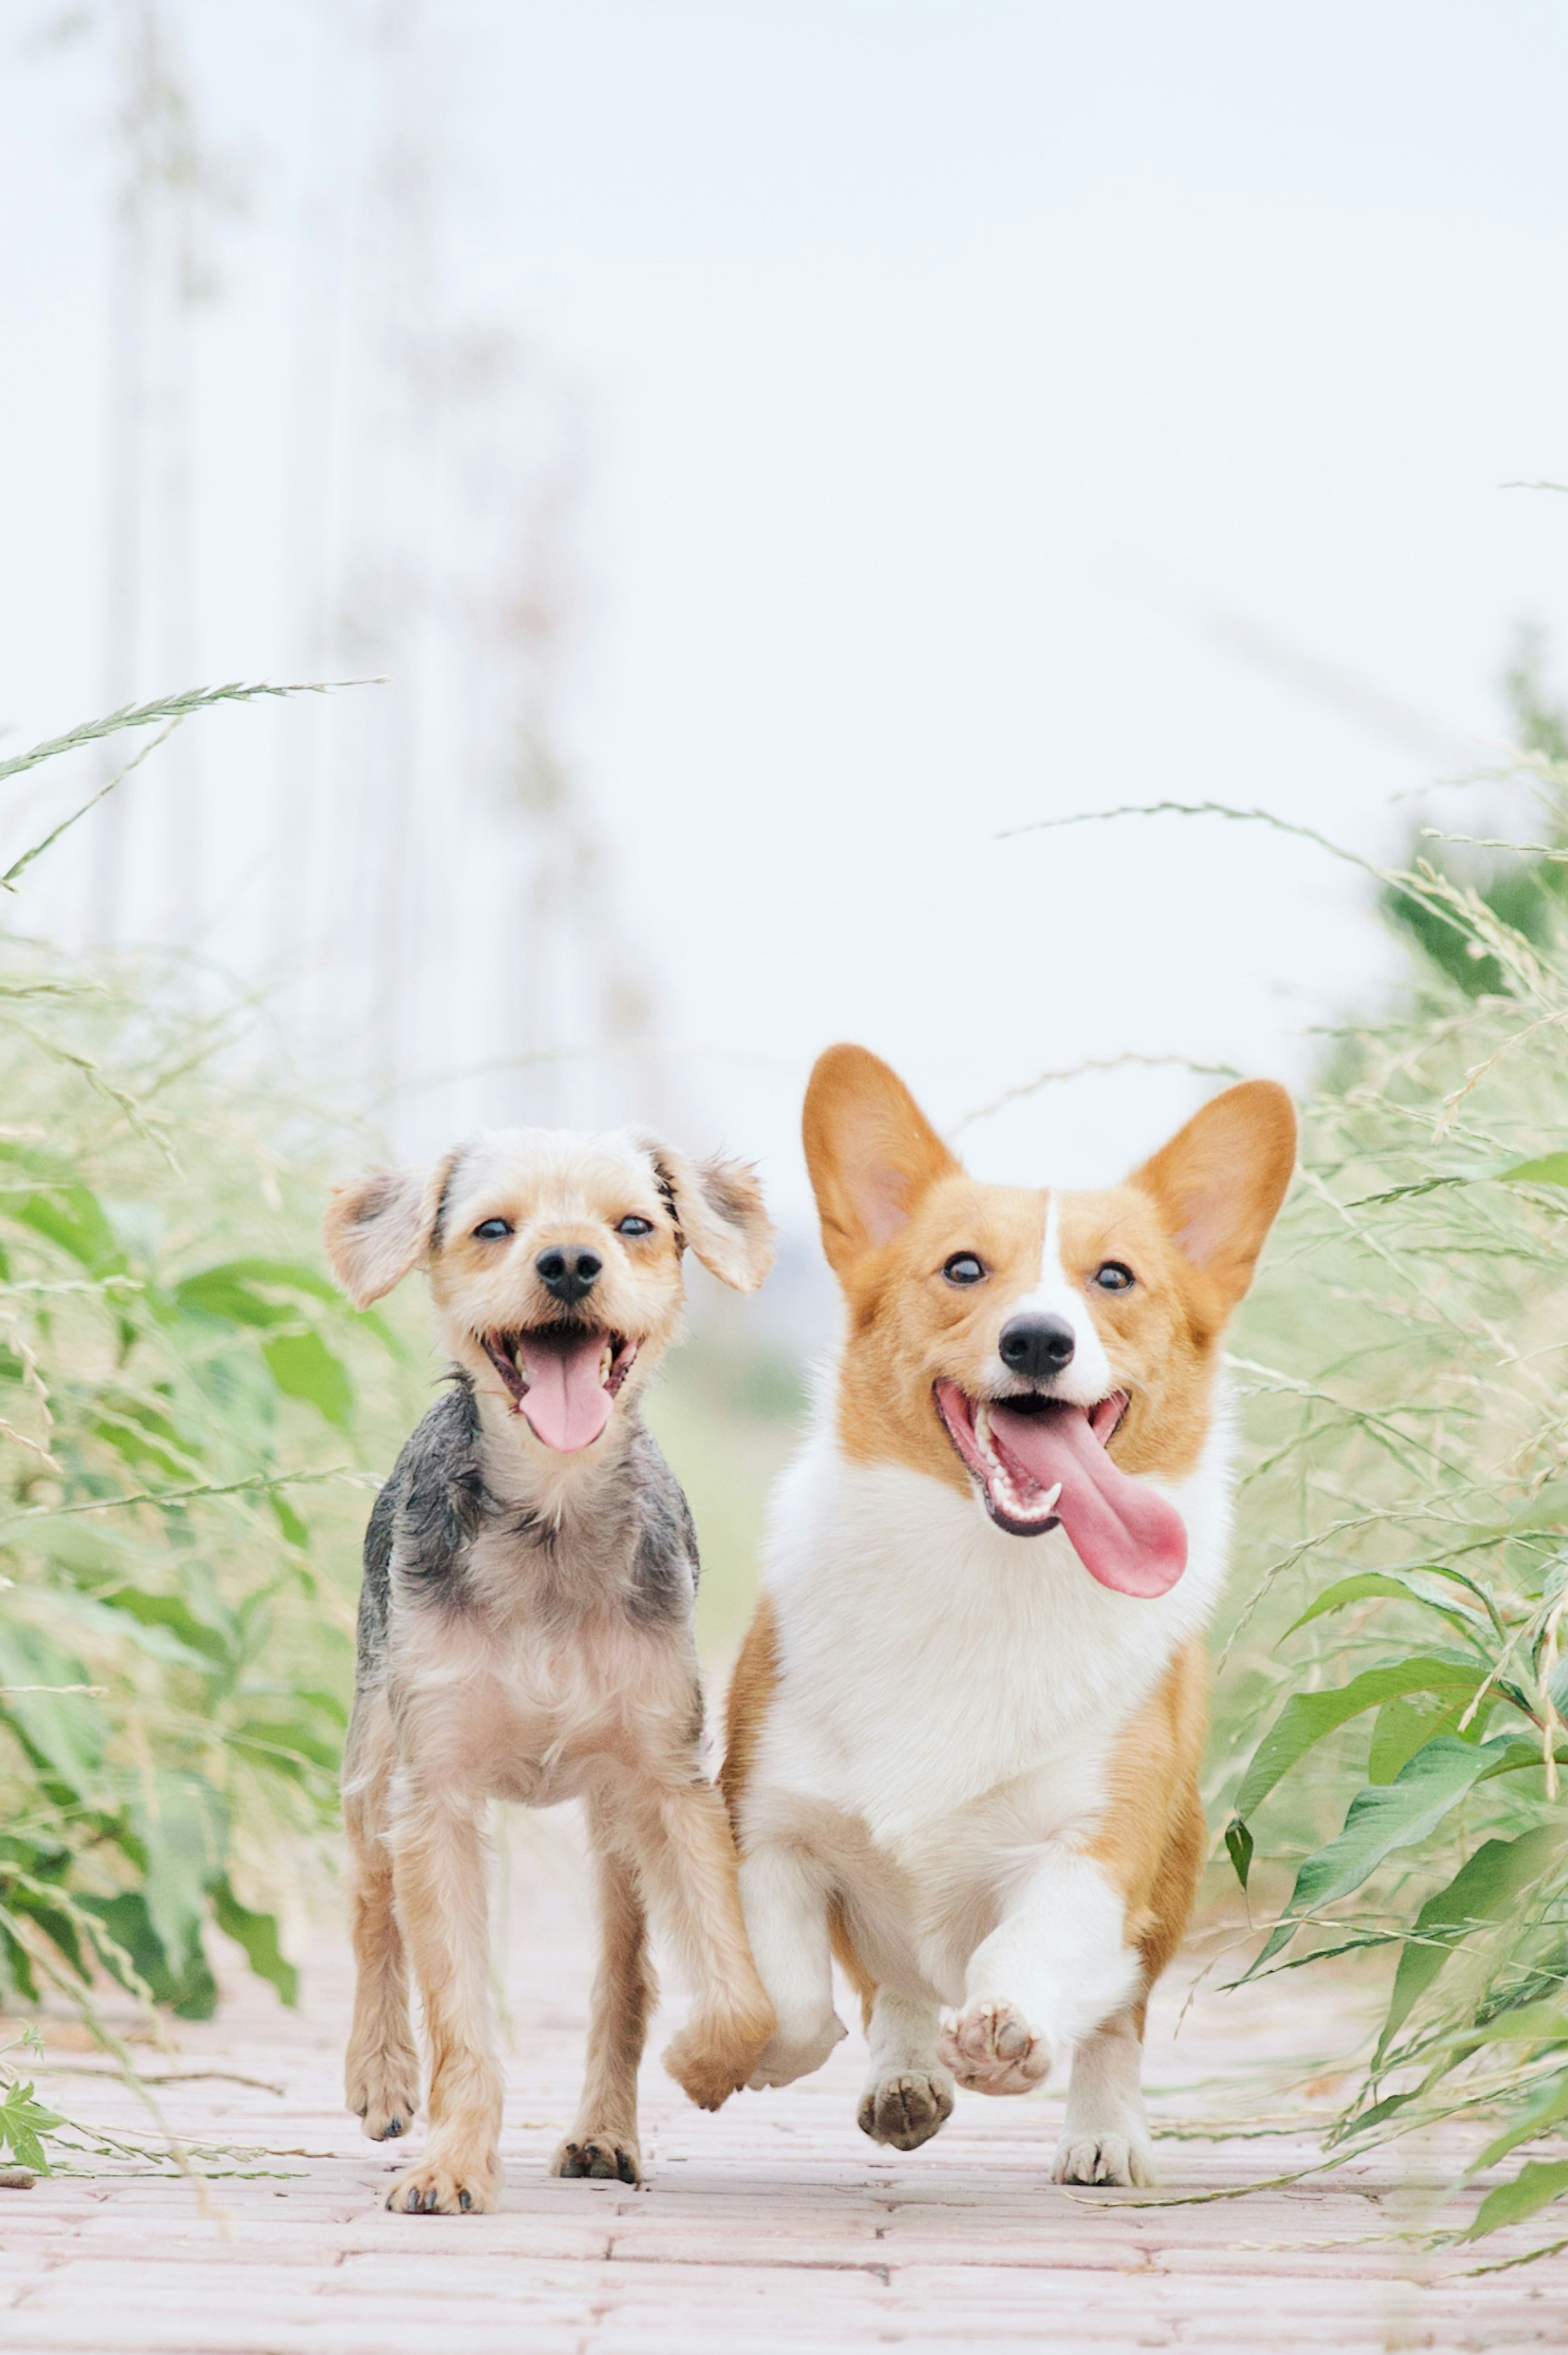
323, 1151, 459, 1309
1129, 1080, 1296, 1318
640, 1141, 776, 1293
804, 1045, 960, 1277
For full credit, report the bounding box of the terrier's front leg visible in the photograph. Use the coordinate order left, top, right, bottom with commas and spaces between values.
385, 1794, 503, 2214
633, 1779, 776, 2110
553, 1804, 652, 2186
938, 1849, 1141, 2101
737, 1840, 846, 2087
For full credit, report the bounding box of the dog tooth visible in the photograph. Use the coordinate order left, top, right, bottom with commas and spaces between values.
1039, 1482, 1061, 1514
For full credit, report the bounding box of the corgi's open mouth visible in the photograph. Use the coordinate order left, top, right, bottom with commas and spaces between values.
480, 1327, 640, 1453
933, 1380, 1188, 1597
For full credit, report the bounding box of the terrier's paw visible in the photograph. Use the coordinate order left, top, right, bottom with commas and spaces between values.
385, 2153, 500, 2214
745, 2009, 847, 2091
856, 2065, 955, 2151
551, 2133, 641, 2186
664, 2001, 776, 2111
1052, 2129, 1155, 2187
346, 2044, 420, 2142
937, 1998, 1054, 2096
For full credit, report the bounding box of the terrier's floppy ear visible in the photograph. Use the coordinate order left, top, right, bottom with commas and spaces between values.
803, 1044, 960, 1278
323, 1151, 460, 1310
641, 1143, 776, 1294
1129, 1079, 1297, 1322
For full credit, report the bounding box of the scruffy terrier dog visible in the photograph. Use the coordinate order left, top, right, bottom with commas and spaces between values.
324, 1128, 778, 2214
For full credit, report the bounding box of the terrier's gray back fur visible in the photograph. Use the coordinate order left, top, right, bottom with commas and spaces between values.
357, 1374, 701, 1682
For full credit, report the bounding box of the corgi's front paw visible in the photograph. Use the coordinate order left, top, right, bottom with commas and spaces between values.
857, 2064, 954, 2150
745, 2008, 846, 2089
1052, 2126, 1155, 2187
938, 1998, 1055, 2096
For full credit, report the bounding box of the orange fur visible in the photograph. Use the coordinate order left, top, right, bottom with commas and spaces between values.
725, 1046, 1296, 2168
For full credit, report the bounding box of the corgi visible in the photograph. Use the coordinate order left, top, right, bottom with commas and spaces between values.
722, 1045, 1294, 2184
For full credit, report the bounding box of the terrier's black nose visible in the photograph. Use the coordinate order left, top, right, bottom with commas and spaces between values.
536, 1246, 602, 1305
998, 1313, 1075, 1380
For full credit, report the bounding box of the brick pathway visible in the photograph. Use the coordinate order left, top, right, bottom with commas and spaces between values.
3, 1817, 1565, 2353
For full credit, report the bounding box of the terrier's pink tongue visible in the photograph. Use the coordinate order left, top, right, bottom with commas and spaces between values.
517, 1333, 612, 1452
987, 1402, 1188, 1597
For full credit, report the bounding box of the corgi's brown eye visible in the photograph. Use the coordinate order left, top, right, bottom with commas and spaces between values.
943, 1253, 986, 1286
618, 1216, 654, 1238
473, 1218, 512, 1241
1094, 1261, 1134, 1292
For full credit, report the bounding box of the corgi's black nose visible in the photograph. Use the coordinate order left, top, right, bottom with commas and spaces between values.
999, 1313, 1075, 1379
536, 1246, 602, 1304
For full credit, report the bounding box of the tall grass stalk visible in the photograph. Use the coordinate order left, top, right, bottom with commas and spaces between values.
0, 686, 416, 2176
1013, 756, 1568, 2257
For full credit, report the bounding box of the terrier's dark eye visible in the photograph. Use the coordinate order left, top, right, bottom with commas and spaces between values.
473, 1218, 512, 1242
943, 1253, 986, 1286
618, 1216, 654, 1238
1094, 1261, 1134, 1292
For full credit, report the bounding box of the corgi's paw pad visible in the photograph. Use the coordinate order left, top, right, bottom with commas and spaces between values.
856, 2065, 955, 2151
938, 1998, 1053, 2096
1052, 2128, 1155, 2187
745, 2010, 846, 2090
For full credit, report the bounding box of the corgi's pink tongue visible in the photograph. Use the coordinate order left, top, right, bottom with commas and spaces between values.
517, 1333, 612, 1452
987, 1402, 1188, 1597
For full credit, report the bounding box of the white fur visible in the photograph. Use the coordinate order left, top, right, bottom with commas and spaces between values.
738, 1385, 1233, 2092
988, 1190, 1114, 1406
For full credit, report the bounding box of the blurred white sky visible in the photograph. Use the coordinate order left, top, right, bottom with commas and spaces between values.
2, 0, 1566, 1232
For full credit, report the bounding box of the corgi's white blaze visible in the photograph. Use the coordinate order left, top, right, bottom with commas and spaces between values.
982, 1189, 1114, 1407
738, 1387, 1233, 2088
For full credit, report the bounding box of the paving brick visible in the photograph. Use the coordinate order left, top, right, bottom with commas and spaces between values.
7, 1829, 1565, 2355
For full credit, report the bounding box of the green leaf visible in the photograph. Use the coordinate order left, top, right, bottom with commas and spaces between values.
1462, 2158, 1568, 2242
260, 1331, 352, 1430
0, 2079, 63, 2174
43, 1589, 217, 1676
216, 1257, 345, 1305
77, 1891, 218, 2019
1224, 1816, 1254, 1890
1285, 1569, 1488, 1641
1465, 2000, 1568, 2047
0, 1623, 103, 1793
1233, 1657, 1485, 1820
1475, 2070, 1568, 2174
1377, 1827, 1561, 2061
213, 1877, 297, 2008
1499, 1153, 1568, 1187
1368, 1695, 1466, 1784
11, 1185, 127, 1277
86, 1588, 231, 1666
269, 1490, 309, 1548
1249, 1736, 1507, 1975
232, 1716, 340, 1780
174, 1269, 291, 1328
134, 1776, 222, 1984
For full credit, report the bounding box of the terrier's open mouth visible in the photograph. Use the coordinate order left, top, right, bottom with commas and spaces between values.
479, 1327, 640, 1454
933, 1381, 1188, 1598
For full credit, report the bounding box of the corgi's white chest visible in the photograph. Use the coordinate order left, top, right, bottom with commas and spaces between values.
756, 1421, 1233, 1856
